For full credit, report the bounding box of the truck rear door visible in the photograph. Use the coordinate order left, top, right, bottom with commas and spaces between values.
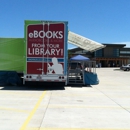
26, 22, 66, 75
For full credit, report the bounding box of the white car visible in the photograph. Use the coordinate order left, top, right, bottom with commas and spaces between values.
121, 64, 130, 71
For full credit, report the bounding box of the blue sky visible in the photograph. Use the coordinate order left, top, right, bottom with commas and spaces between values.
1, 0, 130, 48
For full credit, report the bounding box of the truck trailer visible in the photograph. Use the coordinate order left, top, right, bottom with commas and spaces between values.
0, 20, 104, 86
23, 20, 68, 85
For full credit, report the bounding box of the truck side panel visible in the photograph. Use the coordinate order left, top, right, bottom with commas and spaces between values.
0, 38, 24, 72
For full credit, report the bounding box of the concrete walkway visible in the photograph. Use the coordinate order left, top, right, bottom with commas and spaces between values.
0, 68, 130, 130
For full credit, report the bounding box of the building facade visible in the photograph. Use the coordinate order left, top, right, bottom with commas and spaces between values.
69, 43, 130, 67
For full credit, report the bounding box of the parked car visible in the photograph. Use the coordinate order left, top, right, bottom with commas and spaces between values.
68, 62, 83, 70
68, 62, 83, 78
120, 64, 130, 71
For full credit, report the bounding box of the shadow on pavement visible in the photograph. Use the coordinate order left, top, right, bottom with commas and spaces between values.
0, 83, 92, 91
66, 84, 92, 87
0, 82, 65, 91
113, 68, 122, 71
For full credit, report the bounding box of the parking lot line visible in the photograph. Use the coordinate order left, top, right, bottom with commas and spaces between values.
0, 107, 29, 113
20, 91, 46, 130
45, 104, 128, 109
26, 127, 130, 130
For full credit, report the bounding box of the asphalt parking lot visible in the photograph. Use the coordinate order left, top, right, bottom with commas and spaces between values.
0, 68, 130, 130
